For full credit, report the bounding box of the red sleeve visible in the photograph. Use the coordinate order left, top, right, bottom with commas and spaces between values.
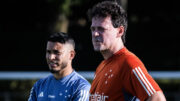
131, 66, 161, 100
123, 55, 161, 100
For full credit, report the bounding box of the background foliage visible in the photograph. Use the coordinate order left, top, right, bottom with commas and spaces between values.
0, 0, 179, 71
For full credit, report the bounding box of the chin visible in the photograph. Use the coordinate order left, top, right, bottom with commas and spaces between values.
94, 48, 101, 51
93, 45, 99, 50
49, 69, 60, 73
94, 46, 105, 51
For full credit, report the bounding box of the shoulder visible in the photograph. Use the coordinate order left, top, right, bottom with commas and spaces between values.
71, 71, 91, 90
114, 49, 147, 77
71, 72, 90, 99
120, 49, 145, 70
72, 71, 91, 86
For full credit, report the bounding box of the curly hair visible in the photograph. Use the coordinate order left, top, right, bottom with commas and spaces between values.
87, 1, 128, 43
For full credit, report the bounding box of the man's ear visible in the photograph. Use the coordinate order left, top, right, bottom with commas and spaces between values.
70, 50, 75, 60
117, 26, 124, 37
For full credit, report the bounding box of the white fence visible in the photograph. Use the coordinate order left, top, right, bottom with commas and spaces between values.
0, 71, 180, 80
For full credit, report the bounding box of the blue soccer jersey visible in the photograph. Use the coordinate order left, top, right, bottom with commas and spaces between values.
28, 71, 91, 101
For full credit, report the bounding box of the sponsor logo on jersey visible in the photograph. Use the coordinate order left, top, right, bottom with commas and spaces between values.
90, 92, 108, 101
48, 95, 55, 98
38, 92, 44, 97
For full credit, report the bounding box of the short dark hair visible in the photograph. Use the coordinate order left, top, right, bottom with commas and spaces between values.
87, 1, 128, 43
48, 32, 75, 49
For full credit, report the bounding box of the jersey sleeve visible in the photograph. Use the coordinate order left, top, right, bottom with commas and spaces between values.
72, 80, 91, 101
123, 56, 161, 100
28, 83, 37, 101
131, 66, 161, 100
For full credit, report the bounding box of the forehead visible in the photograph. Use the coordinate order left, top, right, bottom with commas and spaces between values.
46, 41, 64, 50
91, 16, 112, 27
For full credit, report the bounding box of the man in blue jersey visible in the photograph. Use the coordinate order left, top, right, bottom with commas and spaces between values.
28, 32, 91, 101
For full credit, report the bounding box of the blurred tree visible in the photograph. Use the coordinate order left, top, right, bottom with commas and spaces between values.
51, 0, 128, 32
46, 0, 85, 33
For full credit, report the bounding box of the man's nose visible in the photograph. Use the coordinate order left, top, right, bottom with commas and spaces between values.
48, 54, 56, 60
93, 31, 100, 37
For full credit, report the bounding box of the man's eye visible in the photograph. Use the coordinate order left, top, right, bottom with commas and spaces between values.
91, 27, 95, 31
98, 27, 105, 32
54, 51, 62, 55
46, 50, 50, 53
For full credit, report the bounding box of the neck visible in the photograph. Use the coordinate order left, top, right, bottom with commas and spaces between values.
53, 64, 73, 80
101, 39, 124, 60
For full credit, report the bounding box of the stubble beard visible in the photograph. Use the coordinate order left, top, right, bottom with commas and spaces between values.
49, 62, 67, 74
93, 44, 106, 52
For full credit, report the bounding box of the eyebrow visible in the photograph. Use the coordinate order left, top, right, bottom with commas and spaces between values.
53, 50, 60, 54
46, 50, 60, 53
